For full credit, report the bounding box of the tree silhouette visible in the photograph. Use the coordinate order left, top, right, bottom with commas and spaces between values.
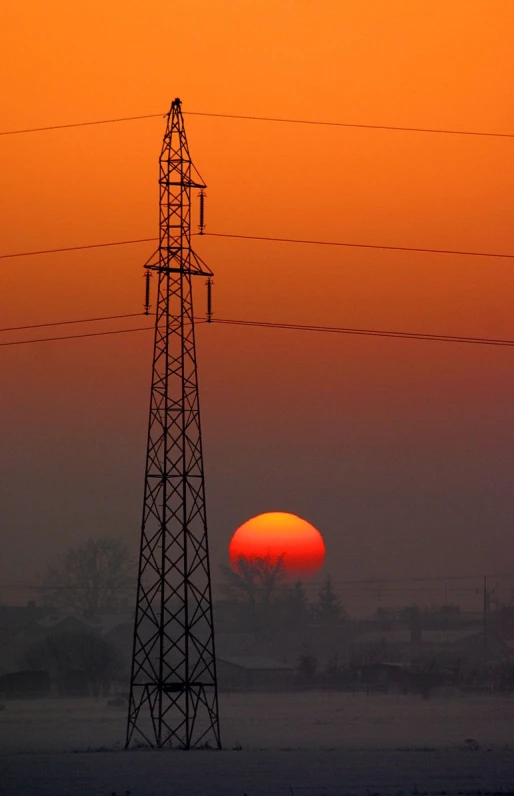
39, 537, 136, 618
284, 580, 311, 628
219, 554, 286, 629
23, 630, 121, 695
297, 647, 317, 682
315, 575, 346, 624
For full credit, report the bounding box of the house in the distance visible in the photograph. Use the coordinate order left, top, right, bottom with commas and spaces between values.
217, 655, 295, 691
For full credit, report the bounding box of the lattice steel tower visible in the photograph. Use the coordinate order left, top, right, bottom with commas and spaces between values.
126, 98, 220, 749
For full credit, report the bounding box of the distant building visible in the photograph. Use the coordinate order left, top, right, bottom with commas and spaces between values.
217, 656, 295, 691
351, 627, 485, 664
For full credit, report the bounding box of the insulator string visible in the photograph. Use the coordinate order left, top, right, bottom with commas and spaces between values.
199, 190, 206, 235
144, 269, 152, 315
206, 278, 213, 323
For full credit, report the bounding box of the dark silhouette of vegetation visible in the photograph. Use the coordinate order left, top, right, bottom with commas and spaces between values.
315, 575, 346, 624
38, 537, 136, 618
284, 580, 311, 628
22, 630, 121, 696
297, 648, 318, 683
219, 554, 286, 628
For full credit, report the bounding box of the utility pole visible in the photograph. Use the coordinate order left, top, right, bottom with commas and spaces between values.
126, 98, 221, 749
483, 575, 488, 655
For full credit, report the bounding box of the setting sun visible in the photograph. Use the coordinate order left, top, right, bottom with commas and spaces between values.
229, 511, 326, 577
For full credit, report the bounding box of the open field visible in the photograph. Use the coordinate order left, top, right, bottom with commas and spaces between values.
1, 692, 514, 795
1, 691, 514, 753
2, 748, 514, 796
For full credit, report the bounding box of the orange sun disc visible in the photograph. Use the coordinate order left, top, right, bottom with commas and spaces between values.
229, 511, 326, 577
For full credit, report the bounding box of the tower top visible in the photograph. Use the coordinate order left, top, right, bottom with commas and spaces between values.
172, 97, 182, 108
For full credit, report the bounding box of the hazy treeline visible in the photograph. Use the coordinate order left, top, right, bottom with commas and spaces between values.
2, 537, 514, 699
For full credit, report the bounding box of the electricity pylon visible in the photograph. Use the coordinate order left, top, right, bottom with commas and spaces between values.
126, 98, 221, 749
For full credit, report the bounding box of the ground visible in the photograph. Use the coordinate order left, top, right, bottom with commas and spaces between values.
1, 692, 514, 795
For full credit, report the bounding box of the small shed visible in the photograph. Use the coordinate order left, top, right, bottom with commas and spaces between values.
217, 656, 294, 691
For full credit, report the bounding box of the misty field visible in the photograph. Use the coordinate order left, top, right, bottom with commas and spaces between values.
1, 691, 514, 753
1, 691, 514, 795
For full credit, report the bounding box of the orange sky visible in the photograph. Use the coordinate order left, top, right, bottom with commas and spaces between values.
1, 1, 514, 596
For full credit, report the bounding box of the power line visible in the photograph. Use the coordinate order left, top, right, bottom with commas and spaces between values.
2, 230, 514, 262
0, 325, 153, 347
306, 573, 514, 587
213, 317, 514, 348
0, 313, 143, 334
0, 237, 157, 260
1, 572, 511, 591
1, 109, 513, 140
185, 110, 514, 140
2, 316, 514, 350
205, 231, 514, 261
0, 113, 163, 137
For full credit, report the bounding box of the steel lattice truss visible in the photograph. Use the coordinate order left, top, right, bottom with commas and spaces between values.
126, 99, 220, 749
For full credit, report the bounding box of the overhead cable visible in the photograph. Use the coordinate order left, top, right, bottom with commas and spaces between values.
0, 113, 163, 137
0, 326, 153, 347
204, 232, 514, 261
0, 110, 513, 140
212, 317, 514, 348
0, 237, 157, 260
184, 110, 514, 140
2, 231, 514, 262
0, 313, 144, 334
2, 316, 514, 350
1, 572, 510, 590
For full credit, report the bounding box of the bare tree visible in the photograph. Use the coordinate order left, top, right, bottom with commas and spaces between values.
220, 555, 286, 629
39, 537, 136, 618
